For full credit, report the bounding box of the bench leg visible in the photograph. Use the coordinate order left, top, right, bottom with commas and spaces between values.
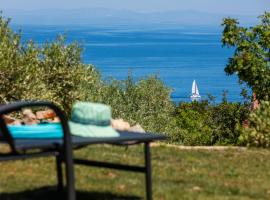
144, 142, 152, 200
64, 145, 76, 200
56, 154, 64, 191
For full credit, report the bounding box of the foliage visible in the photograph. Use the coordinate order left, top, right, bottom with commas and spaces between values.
100, 74, 176, 135
174, 106, 212, 145
0, 16, 48, 102
39, 36, 103, 113
173, 99, 249, 145
0, 14, 252, 146
209, 101, 248, 145
239, 101, 270, 147
0, 15, 103, 114
0, 15, 175, 135
222, 12, 270, 101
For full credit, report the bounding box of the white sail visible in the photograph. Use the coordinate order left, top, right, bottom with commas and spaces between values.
191, 80, 199, 95
190, 80, 201, 101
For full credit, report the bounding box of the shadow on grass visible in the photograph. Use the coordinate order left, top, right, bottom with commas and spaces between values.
0, 186, 141, 200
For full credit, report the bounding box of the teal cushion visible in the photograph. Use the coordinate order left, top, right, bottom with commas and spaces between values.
8, 123, 63, 139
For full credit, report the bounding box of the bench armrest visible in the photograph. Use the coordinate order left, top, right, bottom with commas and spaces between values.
0, 101, 72, 153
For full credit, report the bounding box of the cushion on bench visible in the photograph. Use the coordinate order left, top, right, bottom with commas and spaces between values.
8, 123, 63, 139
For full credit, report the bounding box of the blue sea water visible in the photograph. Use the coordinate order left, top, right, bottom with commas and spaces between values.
12, 25, 244, 103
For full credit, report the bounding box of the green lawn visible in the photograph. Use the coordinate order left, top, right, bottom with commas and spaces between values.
1, 144, 270, 200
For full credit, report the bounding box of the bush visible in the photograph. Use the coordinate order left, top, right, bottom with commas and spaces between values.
0, 14, 252, 146
174, 107, 213, 145
0, 16, 48, 102
39, 36, 103, 113
0, 16, 103, 114
0, 15, 176, 137
239, 101, 270, 147
172, 99, 249, 145
209, 102, 248, 145
101, 74, 176, 135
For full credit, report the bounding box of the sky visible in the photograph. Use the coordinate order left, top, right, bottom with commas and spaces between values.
1, 0, 269, 26
1, 0, 269, 15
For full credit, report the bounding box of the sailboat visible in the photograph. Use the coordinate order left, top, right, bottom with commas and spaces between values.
190, 80, 201, 101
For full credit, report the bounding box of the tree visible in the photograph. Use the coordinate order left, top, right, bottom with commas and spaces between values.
0, 14, 176, 137
222, 12, 270, 101
0, 15, 103, 113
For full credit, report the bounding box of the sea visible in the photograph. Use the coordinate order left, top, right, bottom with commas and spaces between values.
12, 24, 245, 103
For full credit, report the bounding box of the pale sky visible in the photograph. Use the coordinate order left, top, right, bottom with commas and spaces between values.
1, 0, 269, 15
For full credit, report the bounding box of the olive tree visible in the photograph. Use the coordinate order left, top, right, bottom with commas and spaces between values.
0, 15, 103, 113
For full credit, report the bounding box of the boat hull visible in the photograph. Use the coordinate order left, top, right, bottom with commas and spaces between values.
190, 94, 201, 101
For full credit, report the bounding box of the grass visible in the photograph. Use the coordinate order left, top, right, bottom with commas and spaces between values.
1, 144, 270, 200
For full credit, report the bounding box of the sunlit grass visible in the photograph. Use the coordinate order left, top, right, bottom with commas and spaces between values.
0, 145, 270, 199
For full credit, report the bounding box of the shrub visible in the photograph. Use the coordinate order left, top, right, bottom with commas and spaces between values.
209, 102, 248, 145
101, 74, 176, 135
174, 107, 213, 145
172, 99, 249, 145
239, 101, 270, 147
0, 16, 49, 102
0, 15, 176, 136
0, 16, 103, 114
39, 36, 103, 113
0, 14, 253, 146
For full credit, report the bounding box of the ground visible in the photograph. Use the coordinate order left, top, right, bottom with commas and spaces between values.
0, 144, 270, 200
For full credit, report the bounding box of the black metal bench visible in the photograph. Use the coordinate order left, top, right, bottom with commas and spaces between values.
0, 101, 166, 200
